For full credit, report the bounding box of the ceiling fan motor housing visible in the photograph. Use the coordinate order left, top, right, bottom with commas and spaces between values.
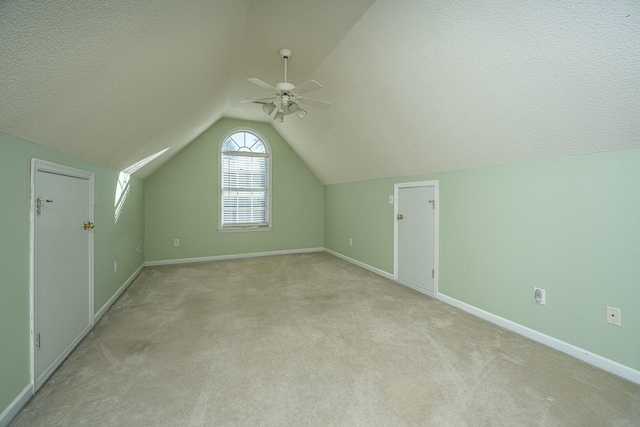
276, 82, 295, 92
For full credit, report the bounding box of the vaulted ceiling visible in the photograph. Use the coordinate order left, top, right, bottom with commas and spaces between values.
1, 1, 638, 184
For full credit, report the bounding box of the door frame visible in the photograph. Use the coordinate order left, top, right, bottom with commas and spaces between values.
29, 159, 95, 391
393, 180, 439, 296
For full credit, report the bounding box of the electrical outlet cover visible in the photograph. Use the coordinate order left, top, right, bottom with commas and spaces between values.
533, 287, 546, 305
605, 306, 622, 326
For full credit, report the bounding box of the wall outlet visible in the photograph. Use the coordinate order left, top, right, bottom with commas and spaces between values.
605, 306, 622, 326
348, 238, 353, 246
113, 260, 118, 273
136, 244, 142, 253
533, 287, 546, 305
173, 238, 180, 247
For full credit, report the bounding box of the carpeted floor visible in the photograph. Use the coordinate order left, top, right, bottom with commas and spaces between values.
10, 253, 640, 426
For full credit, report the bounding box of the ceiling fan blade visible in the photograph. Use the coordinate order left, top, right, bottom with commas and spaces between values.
298, 96, 330, 110
293, 80, 322, 94
247, 78, 278, 92
241, 97, 276, 104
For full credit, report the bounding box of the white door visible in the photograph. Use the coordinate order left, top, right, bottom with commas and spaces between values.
395, 182, 437, 296
33, 161, 94, 390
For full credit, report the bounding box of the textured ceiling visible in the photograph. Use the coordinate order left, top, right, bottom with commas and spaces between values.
1, 0, 639, 184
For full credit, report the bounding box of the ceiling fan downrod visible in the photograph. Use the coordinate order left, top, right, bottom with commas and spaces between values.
279, 48, 291, 85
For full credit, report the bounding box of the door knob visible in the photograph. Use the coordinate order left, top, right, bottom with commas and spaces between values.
83, 222, 95, 230
397, 214, 404, 220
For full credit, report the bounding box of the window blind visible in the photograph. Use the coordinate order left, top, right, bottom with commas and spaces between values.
221, 153, 269, 227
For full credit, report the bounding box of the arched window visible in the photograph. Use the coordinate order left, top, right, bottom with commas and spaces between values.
219, 130, 271, 230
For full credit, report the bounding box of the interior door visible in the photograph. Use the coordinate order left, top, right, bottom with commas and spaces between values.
395, 183, 436, 295
34, 163, 94, 390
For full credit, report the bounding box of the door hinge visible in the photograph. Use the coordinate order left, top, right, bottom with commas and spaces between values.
36, 198, 54, 216
429, 199, 435, 210
36, 333, 41, 350
432, 269, 435, 279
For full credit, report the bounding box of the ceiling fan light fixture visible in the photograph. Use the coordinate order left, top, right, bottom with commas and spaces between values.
247, 48, 329, 122
296, 108, 307, 119
287, 102, 299, 114
263, 102, 276, 115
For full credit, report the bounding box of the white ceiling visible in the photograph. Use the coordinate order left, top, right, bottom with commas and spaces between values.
1, 0, 639, 184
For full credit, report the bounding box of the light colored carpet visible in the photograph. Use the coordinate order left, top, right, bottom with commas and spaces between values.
10, 253, 640, 426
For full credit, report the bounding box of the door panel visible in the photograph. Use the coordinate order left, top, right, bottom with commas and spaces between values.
396, 184, 436, 295
34, 168, 93, 388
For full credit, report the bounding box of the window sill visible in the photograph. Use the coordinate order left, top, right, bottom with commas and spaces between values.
218, 226, 272, 233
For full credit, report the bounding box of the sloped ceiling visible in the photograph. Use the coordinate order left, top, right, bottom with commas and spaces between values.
1, 1, 639, 184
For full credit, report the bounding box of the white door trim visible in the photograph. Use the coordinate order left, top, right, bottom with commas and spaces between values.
394, 180, 439, 297
29, 159, 95, 392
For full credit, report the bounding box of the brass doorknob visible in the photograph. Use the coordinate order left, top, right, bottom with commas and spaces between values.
397, 214, 404, 220
83, 222, 95, 230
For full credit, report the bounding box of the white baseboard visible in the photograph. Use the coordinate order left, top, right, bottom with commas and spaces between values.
0, 384, 32, 427
94, 263, 144, 324
323, 248, 640, 386
1, 264, 145, 425
437, 293, 640, 385
4, 251, 634, 427
323, 248, 394, 280
144, 247, 324, 267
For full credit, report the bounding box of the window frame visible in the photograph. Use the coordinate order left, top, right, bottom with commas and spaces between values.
218, 128, 272, 232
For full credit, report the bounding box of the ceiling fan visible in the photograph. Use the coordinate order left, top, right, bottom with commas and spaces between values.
242, 48, 330, 122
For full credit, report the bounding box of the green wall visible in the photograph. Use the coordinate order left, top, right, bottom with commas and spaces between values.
0, 131, 145, 415
325, 149, 640, 372
144, 118, 324, 261
3, 118, 638, 416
